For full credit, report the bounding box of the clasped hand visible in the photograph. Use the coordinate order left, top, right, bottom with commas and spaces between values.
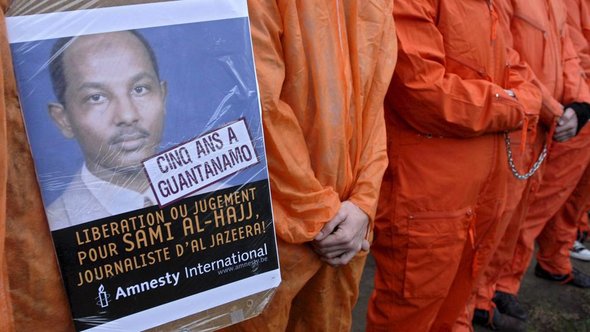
312, 201, 370, 267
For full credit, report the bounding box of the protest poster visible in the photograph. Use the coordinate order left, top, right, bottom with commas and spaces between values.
6, 0, 280, 330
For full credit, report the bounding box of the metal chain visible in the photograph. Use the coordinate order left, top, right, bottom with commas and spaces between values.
503, 131, 547, 180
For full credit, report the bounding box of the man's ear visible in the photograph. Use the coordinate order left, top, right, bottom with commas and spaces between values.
48, 102, 75, 139
160, 80, 168, 112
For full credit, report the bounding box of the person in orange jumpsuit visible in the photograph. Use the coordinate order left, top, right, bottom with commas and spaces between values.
561, 178, 590, 261
471, 0, 590, 330
562, 0, 590, 262
0, 1, 397, 331
366, 1, 545, 331
495, 0, 590, 286
223, 1, 397, 331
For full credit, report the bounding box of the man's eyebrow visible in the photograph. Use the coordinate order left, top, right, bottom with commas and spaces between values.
74, 72, 159, 93
76, 82, 107, 92
131, 72, 159, 84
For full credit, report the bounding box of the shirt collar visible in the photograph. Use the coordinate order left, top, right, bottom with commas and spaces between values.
81, 164, 157, 215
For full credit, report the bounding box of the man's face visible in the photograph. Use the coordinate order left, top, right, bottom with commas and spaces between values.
50, 31, 166, 174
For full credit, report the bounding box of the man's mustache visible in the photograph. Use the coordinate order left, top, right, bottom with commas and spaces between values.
109, 127, 151, 145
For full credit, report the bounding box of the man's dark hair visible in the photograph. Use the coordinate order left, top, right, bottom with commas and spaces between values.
48, 30, 160, 106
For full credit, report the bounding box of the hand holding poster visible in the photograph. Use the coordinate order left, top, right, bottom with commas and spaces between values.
7, 1, 280, 331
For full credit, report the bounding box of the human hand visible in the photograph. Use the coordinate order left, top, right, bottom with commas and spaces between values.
554, 107, 578, 142
312, 201, 370, 267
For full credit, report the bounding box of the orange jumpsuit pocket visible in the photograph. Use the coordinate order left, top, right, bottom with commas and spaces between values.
402, 208, 472, 299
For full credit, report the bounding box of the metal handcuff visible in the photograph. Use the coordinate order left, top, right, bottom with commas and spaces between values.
502, 89, 548, 180
503, 132, 547, 180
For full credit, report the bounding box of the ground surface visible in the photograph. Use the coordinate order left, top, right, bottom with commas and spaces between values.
351, 253, 590, 332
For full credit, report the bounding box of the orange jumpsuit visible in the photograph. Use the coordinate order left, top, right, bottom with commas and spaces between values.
557, 169, 590, 244
224, 1, 397, 331
473, 0, 589, 319
494, 0, 590, 297
0, 1, 397, 331
367, 1, 542, 331
562, 0, 590, 239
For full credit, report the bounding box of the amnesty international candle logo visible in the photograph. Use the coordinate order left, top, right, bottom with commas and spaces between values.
7, 1, 281, 331
96, 284, 111, 309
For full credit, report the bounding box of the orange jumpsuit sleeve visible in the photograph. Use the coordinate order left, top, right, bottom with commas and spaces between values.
561, 23, 590, 105
503, 36, 562, 127
347, 106, 388, 222
504, 47, 552, 126
391, 0, 532, 137
248, 1, 341, 244
347, 18, 397, 222
496, 0, 562, 127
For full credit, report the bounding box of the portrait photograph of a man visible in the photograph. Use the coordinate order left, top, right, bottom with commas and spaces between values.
11, 20, 267, 231
46, 31, 167, 229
